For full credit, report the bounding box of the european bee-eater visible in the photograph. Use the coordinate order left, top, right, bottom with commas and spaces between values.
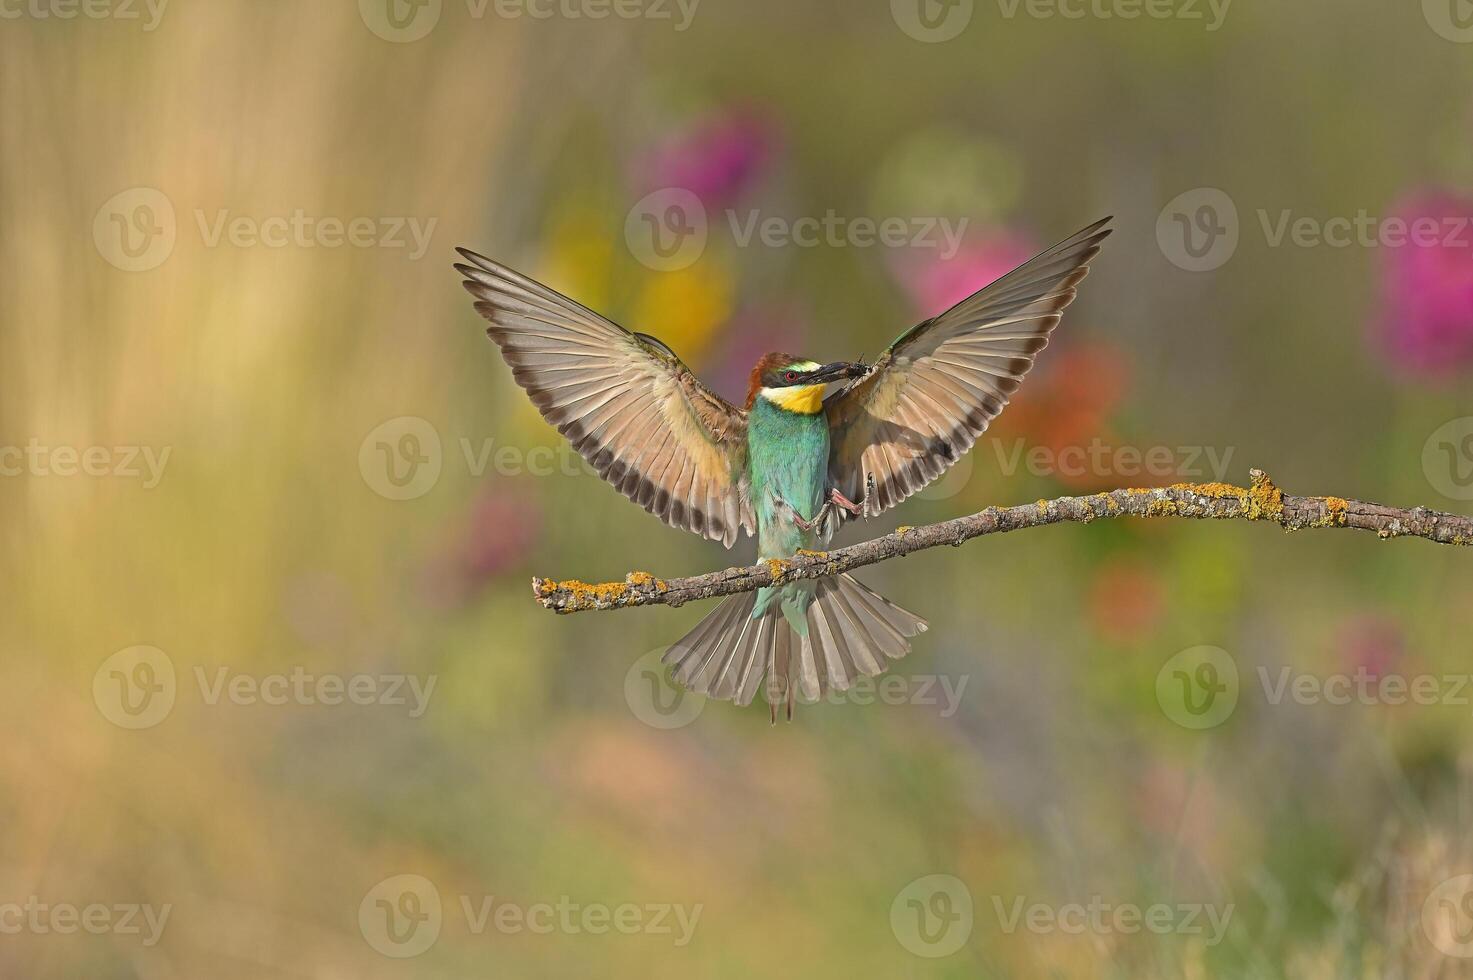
456, 216, 1111, 719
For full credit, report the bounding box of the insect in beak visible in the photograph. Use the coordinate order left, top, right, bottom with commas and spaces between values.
808, 361, 868, 384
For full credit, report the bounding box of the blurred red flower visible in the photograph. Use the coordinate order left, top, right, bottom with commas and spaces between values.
1087, 558, 1165, 645
1376, 190, 1473, 377
990, 341, 1131, 491
640, 107, 776, 207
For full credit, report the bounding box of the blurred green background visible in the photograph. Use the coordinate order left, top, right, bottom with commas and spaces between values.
5, 1, 1473, 976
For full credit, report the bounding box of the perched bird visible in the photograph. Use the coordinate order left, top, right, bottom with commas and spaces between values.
455, 216, 1111, 719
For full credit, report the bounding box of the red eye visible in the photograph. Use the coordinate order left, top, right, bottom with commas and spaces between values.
784, 371, 799, 383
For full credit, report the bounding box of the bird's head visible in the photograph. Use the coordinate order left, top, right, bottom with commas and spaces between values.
745, 352, 868, 413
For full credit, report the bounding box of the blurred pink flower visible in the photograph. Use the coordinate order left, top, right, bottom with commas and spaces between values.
641, 108, 776, 207
422, 488, 542, 605
890, 233, 1036, 317
1376, 190, 1473, 376
1334, 614, 1404, 679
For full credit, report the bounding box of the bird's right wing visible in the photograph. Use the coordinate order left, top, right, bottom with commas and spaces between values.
456, 249, 754, 547
825, 217, 1112, 517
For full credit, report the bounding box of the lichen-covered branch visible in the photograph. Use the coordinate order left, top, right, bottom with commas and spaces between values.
532, 469, 1472, 614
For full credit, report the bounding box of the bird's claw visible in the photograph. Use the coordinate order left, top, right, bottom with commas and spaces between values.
829, 487, 863, 517
770, 491, 824, 532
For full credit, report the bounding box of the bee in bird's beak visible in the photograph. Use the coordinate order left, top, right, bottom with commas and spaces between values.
807, 361, 868, 384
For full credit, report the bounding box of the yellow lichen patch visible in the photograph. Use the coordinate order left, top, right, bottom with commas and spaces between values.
795, 549, 829, 559
764, 557, 794, 583
1143, 496, 1182, 518
1163, 472, 1284, 524
1300, 496, 1349, 529
541, 578, 632, 610
625, 570, 668, 592
1246, 470, 1284, 522
1174, 481, 1246, 500
895, 526, 914, 536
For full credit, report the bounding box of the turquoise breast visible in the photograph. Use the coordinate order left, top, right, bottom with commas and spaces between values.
747, 395, 831, 559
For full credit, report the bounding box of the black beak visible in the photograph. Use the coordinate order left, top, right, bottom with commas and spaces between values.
809, 361, 866, 383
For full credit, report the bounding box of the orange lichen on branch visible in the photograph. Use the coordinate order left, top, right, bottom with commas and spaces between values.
763, 557, 794, 584
532, 571, 669, 612
625, 570, 669, 592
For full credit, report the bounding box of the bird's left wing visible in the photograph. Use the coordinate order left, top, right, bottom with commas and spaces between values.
456, 248, 754, 547
826, 217, 1112, 518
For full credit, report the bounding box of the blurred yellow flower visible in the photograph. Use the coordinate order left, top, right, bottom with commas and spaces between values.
630, 260, 732, 364
540, 199, 616, 313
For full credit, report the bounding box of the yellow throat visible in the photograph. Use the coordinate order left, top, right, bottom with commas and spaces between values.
761, 383, 827, 414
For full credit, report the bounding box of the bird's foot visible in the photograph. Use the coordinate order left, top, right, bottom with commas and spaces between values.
829, 486, 864, 517
770, 491, 826, 532
798, 501, 837, 532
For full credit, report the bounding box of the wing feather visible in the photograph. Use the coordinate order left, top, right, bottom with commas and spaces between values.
827, 217, 1111, 517
457, 249, 752, 546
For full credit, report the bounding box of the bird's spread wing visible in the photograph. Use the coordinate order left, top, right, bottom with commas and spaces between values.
456, 249, 754, 547
825, 217, 1112, 517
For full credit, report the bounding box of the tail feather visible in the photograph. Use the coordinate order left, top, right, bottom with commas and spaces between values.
676, 590, 755, 691
825, 587, 885, 676
662, 573, 929, 717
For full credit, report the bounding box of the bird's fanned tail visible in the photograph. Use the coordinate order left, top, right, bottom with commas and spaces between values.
662, 574, 928, 721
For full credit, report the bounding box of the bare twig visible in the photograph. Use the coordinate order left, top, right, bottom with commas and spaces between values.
532, 469, 1472, 614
